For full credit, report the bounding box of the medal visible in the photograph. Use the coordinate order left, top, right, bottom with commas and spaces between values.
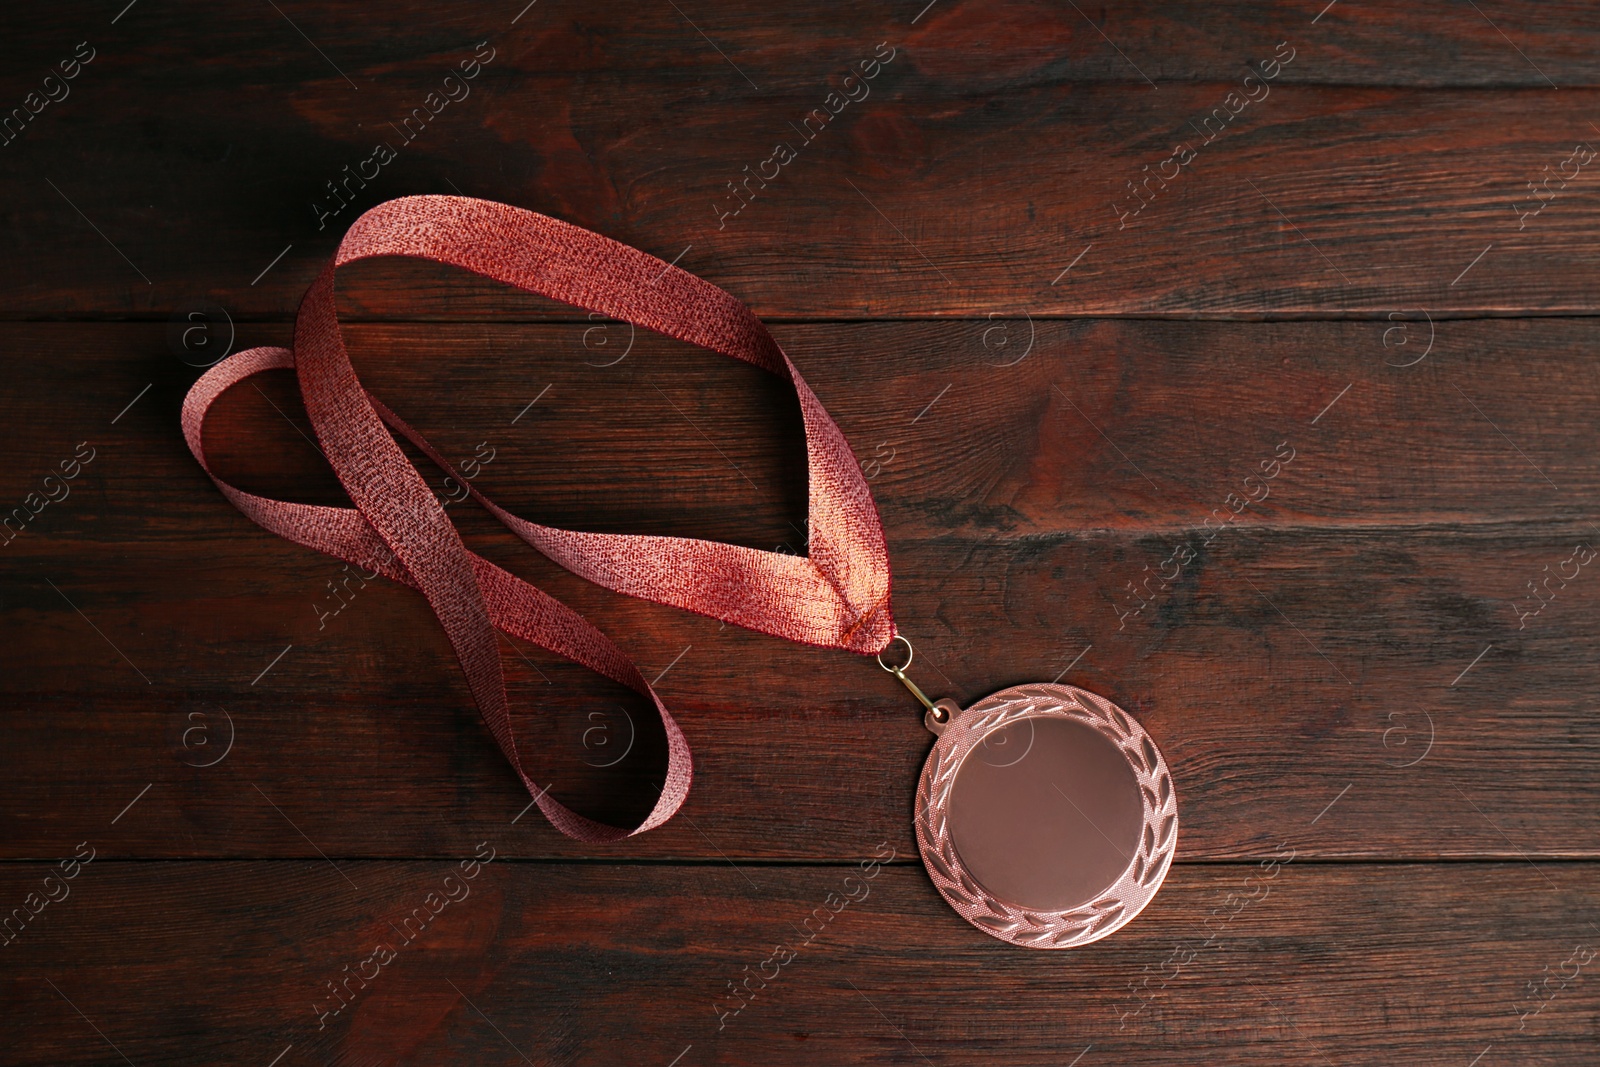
879, 638, 1177, 948
181, 194, 1177, 947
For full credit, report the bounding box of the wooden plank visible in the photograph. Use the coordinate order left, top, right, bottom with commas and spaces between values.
1, 860, 1595, 1065
6, 522, 1598, 860
4, 6, 1600, 317
12, 1, 1596, 88
3, 320, 1598, 542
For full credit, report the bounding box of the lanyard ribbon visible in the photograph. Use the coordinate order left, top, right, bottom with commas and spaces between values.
181, 195, 897, 842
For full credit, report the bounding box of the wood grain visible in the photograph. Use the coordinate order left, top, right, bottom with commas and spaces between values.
1, 860, 1595, 1066
5, 3, 1600, 1063
3, 320, 1598, 542
6, 521, 1597, 860
4, 4, 1600, 317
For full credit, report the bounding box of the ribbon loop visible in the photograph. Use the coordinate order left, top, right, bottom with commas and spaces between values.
181, 196, 896, 839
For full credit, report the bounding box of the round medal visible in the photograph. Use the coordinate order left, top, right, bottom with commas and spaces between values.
881, 640, 1177, 949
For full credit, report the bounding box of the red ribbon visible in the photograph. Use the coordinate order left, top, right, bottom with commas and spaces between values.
182, 196, 897, 841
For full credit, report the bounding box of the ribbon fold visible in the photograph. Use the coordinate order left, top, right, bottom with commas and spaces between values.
182, 196, 896, 841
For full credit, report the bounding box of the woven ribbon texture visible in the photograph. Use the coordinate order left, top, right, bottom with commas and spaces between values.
181, 196, 896, 841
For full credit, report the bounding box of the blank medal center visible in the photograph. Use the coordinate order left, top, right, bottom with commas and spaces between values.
948, 716, 1144, 912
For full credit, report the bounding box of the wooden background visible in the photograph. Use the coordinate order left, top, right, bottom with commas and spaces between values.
3, 2, 1599, 1063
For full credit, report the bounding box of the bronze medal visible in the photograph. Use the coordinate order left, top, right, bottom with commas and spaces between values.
881, 640, 1178, 948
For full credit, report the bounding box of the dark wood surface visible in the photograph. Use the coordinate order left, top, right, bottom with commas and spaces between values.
4, 3, 1599, 1064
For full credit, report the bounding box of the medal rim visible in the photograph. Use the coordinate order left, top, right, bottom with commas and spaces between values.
914, 682, 1178, 950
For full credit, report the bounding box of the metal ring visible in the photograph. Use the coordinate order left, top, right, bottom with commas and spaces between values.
876, 634, 914, 674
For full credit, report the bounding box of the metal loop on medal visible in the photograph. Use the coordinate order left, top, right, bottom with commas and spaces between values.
879, 635, 949, 724
877, 634, 915, 674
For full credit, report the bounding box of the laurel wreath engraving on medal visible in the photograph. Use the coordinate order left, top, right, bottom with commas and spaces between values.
915, 683, 1179, 949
